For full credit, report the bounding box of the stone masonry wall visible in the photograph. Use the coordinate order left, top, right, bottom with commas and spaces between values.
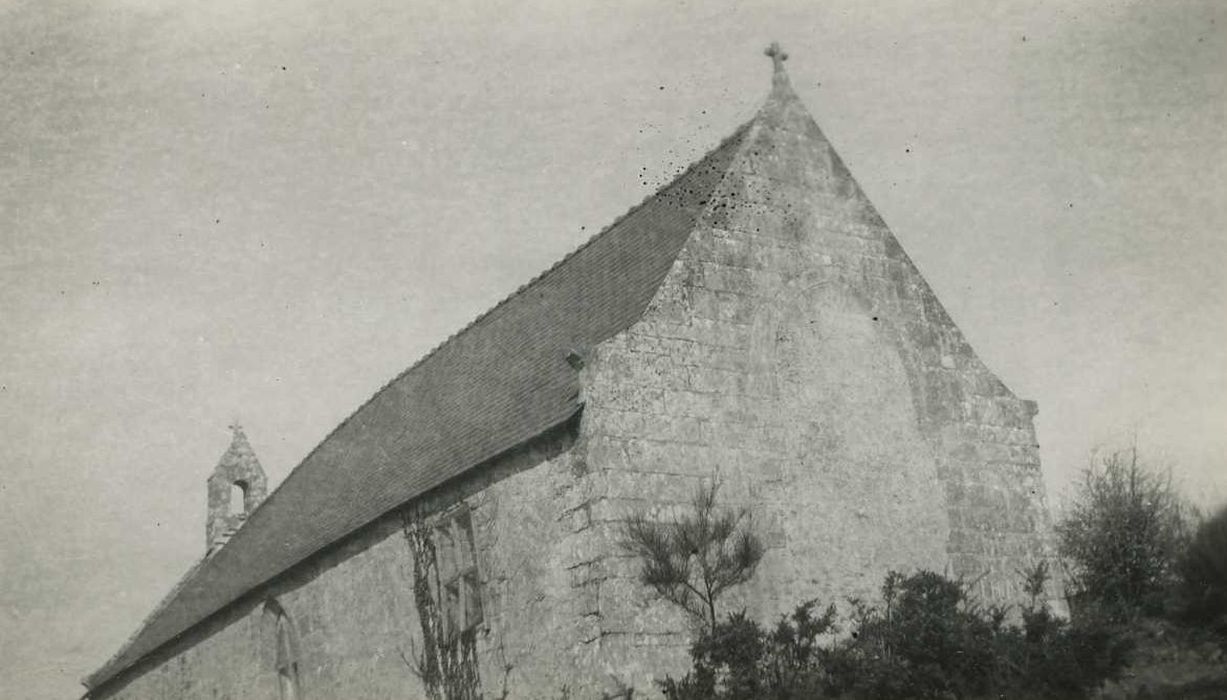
96, 504, 434, 700
94, 421, 613, 700
90, 603, 272, 699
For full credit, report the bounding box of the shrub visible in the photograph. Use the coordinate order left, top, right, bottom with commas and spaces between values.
1178, 504, 1227, 640
657, 567, 1129, 699
995, 562, 1133, 699
658, 601, 836, 700
825, 570, 1005, 699
1056, 447, 1194, 620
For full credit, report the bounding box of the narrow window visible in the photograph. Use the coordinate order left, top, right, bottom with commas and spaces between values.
436, 523, 457, 584
454, 512, 483, 629
276, 614, 299, 700
431, 507, 483, 642
462, 571, 483, 628
443, 581, 461, 641
264, 601, 301, 700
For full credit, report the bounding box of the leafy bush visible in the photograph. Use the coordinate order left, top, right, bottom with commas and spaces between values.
657, 567, 1129, 700
1056, 447, 1194, 621
1177, 504, 1227, 640
824, 570, 1004, 699
994, 562, 1133, 699
658, 601, 836, 700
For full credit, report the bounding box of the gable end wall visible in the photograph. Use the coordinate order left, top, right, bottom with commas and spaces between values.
563, 102, 1061, 692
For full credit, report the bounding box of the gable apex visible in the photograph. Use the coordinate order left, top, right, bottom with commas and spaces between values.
209, 423, 263, 480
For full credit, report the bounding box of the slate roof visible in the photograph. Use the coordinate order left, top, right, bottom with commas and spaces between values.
85, 98, 754, 690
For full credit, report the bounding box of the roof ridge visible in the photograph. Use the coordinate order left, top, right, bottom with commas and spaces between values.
246, 119, 755, 514
85, 98, 761, 692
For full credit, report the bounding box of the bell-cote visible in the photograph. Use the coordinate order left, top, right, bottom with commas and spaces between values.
206, 423, 268, 554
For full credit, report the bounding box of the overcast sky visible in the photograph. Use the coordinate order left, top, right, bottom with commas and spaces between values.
1, 1, 1224, 697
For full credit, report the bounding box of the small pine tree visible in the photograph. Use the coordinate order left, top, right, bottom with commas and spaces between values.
619, 480, 764, 632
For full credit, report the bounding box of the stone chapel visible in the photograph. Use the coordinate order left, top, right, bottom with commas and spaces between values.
84, 46, 1062, 699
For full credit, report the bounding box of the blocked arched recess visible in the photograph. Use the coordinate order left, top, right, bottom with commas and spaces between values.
733, 277, 952, 612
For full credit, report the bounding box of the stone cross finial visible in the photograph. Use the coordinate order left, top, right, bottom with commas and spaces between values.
765, 41, 789, 73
